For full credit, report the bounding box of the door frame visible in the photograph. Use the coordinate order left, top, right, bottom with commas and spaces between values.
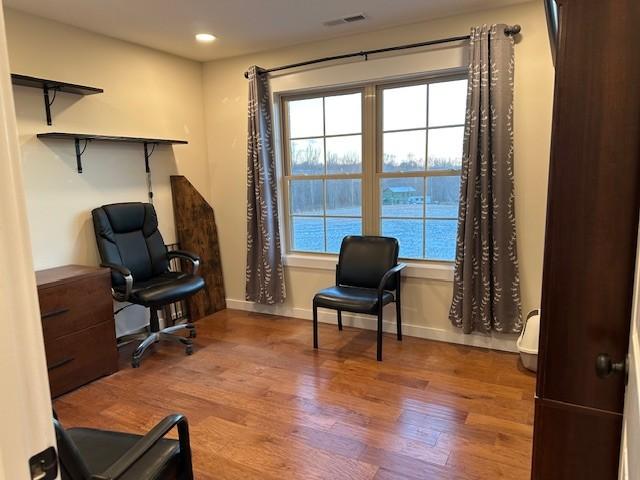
619, 223, 640, 479
0, 4, 57, 479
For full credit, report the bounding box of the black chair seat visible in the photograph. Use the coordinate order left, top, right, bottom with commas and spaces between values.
115, 272, 184, 295
129, 273, 205, 307
68, 428, 181, 479
314, 286, 394, 314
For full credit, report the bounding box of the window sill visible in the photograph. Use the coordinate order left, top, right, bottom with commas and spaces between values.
283, 253, 454, 282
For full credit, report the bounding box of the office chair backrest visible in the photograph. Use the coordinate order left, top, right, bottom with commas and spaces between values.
92, 202, 169, 285
337, 236, 400, 290
54, 419, 91, 480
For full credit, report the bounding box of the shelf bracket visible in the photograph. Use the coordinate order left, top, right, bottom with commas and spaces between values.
74, 138, 89, 173
42, 85, 59, 126
143, 142, 157, 203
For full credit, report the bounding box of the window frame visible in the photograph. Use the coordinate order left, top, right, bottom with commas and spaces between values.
375, 74, 466, 260
280, 86, 368, 255
279, 69, 467, 263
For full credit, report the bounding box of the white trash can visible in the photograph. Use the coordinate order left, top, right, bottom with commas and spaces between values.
517, 309, 540, 372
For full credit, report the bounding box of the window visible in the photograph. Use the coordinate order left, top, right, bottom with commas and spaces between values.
281, 74, 467, 261
379, 79, 466, 260
283, 91, 364, 254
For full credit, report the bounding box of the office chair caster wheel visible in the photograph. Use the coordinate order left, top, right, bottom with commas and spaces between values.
132, 358, 141, 368
188, 329, 197, 339
186, 345, 194, 355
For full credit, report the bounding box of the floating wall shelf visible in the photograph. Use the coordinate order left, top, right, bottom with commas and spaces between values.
11, 74, 103, 126
37, 133, 188, 202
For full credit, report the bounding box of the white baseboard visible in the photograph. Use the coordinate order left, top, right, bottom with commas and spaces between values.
225, 298, 519, 353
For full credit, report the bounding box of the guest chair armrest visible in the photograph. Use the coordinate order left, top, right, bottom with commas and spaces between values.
100, 263, 133, 302
91, 414, 193, 480
377, 263, 407, 298
167, 250, 201, 275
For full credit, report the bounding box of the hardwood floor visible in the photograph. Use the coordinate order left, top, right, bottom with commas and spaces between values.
54, 309, 536, 479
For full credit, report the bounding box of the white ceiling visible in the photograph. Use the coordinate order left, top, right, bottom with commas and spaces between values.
4, 0, 529, 62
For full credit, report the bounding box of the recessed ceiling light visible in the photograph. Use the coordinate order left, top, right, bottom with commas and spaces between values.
195, 33, 216, 43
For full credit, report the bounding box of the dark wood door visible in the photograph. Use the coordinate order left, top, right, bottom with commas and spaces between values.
532, 0, 640, 478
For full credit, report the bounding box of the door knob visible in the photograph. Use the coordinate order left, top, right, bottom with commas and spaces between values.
595, 353, 628, 382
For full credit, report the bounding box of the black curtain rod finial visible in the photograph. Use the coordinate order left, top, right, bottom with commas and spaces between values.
505, 24, 522, 36
244, 66, 269, 79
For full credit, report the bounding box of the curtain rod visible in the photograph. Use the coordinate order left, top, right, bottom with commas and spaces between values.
244, 24, 521, 79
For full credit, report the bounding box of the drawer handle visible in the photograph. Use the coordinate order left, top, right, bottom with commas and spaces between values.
41, 308, 70, 319
47, 357, 74, 370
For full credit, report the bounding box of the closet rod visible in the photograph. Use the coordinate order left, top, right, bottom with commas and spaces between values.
243, 24, 521, 78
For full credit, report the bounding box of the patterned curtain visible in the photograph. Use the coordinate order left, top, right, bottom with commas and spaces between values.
449, 25, 522, 334
245, 66, 286, 304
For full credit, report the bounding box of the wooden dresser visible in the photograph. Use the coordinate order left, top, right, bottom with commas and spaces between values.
36, 265, 118, 398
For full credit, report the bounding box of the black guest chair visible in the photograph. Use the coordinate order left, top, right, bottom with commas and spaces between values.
313, 236, 406, 361
92, 202, 205, 368
54, 414, 193, 479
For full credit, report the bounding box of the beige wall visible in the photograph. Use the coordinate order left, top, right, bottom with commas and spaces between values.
7, 8, 211, 268
6, 8, 211, 333
5, 1, 553, 348
202, 1, 554, 349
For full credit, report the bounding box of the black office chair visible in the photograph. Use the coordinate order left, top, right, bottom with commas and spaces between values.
313, 235, 406, 361
54, 414, 193, 479
92, 202, 205, 368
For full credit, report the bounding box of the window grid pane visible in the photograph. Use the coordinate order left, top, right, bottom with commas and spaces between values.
290, 138, 324, 176
288, 98, 324, 139
427, 126, 464, 171
382, 130, 426, 172
291, 216, 325, 252
325, 93, 362, 135
326, 135, 362, 174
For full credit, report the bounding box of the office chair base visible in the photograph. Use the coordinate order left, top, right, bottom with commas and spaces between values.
116, 331, 149, 349
131, 321, 195, 368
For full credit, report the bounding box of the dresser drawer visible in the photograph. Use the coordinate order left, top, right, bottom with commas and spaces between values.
39, 273, 113, 340
45, 321, 118, 398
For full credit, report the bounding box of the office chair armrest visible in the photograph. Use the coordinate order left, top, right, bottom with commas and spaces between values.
377, 263, 407, 298
167, 250, 201, 275
92, 414, 193, 480
100, 263, 133, 302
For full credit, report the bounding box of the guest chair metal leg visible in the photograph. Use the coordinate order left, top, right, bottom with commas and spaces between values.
313, 304, 319, 349
377, 307, 383, 361
337, 310, 343, 331
396, 287, 402, 341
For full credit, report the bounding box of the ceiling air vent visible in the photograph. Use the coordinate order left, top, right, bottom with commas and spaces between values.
323, 13, 367, 27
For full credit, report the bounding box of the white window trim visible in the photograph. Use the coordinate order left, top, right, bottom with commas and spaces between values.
283, 253, 454, 281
